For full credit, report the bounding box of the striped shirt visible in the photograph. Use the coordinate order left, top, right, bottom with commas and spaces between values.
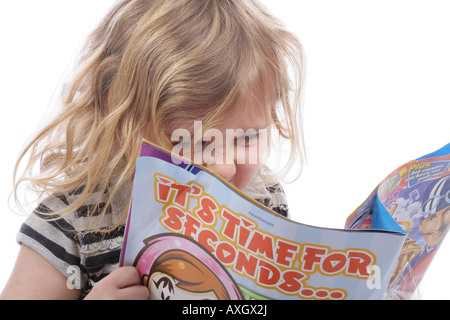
17, 174, 290, 299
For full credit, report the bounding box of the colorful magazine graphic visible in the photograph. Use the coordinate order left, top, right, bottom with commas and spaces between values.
120, 141, 449, 300
346, 143, 450, 299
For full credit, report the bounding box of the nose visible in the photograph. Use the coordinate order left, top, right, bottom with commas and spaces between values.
205, 161, 236, 183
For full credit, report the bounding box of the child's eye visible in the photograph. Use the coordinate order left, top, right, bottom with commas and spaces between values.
194, 139, 211, 150
235, 133, 259, 147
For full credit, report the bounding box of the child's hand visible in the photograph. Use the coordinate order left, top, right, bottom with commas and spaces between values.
84, 266, 149, 300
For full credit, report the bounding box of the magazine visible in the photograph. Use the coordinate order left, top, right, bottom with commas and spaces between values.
346, 143, 450, 299
120, 141, 449, 300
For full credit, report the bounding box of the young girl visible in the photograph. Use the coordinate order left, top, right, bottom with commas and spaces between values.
1, 0, 305, 299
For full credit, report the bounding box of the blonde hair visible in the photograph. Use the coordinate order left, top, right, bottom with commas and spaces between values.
13, 0, 305, 231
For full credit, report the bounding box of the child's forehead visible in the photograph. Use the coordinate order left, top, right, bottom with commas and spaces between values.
222, 104, 271, 130
173, 102, 271, 133
163, 78, 277, 136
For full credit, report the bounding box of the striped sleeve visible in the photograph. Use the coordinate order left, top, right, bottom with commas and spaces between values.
16, 192, 127, 298
16, 196, 85, 286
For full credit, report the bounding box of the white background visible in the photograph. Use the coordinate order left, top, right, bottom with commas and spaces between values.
0, 1, 448, 299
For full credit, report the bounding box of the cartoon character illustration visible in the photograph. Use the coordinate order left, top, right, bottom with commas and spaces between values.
133, 233, 243, 300
393, 175, 449, 298
408, 176, 449, 278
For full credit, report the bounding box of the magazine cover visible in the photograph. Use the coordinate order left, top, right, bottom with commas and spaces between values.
346, 143, 450, 299
120, 141, 449, 300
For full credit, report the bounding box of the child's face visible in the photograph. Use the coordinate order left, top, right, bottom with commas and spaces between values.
170, 106, 268, 191
203, 109, 268, 191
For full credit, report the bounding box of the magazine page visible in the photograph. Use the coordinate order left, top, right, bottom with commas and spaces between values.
120, 140, 409, 300
346, 143, 450, 299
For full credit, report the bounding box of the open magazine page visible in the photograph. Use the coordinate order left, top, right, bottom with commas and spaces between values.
120, 140, 410, 300
346, 143, 450, 299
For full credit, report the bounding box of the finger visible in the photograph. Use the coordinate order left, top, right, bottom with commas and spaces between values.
109, 266, 142, 289
117, 284, 150, 300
